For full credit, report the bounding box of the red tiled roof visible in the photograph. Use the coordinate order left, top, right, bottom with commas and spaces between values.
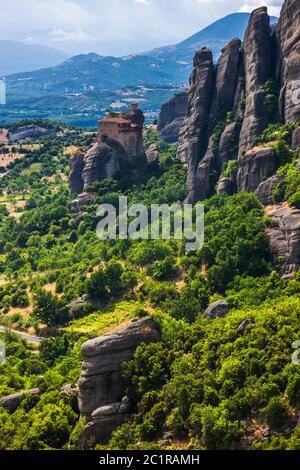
100, 117, 132, 124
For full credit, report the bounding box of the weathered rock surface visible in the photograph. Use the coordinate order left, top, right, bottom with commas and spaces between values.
267, 205, 300, 279
78, 317, 160, 446
79, 397, 131, 447
69, 152, 84, 194
69, 192, 94, 213
177, 48, 214, 175
178, 40, 243, 203
0, 388, 41, 413
82, 139, 127, 190
203, 300, 229, 319
237, 147, 278, 193
278, 0, 300, 123
218, 121, 241, 169
157, 91, 188, 131
160, 117, 186, 144
255, 173, 285, 206
238, 8, 272, 156
210, 39, 242, 121
216, 176, 236, 195
145, 143, 160, 164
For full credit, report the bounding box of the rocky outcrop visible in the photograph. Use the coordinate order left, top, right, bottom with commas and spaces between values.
82, 139, 127, 189
174, 1, 300, 206
80, 397, 131, 448
267, 205, 300, 279
216, 177, 236, 195
210, 39, 242, 121
178, 40, 242, 203
158, 91, 188, 144
69, 152, 84, 194
145, 143, 160, 164
0, 388, 41, 413
255, 173, 284, 205
218, 121, 241, 170
177, 48, 213, 171
69, 192, 94, 213
238, 319, 255, 335
236, 146, 278, 193
238, 8, 272, 156
278, 0, 300, 123
160, 117, 186, 145
203, 300, 229, 319
78, 317, 160, 446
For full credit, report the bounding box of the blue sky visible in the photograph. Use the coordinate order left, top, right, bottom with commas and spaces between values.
0, 0, 284, 56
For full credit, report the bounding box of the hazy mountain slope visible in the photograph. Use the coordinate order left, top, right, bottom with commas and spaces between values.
145, 13, 278, 62
0, 40, 69, 76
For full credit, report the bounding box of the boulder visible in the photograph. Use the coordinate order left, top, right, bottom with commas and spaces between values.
238, 319, 255, 334
145, 144, 160, 164
216, 177, 236, 195
267, 205, 300, 279
203, 300, 229, 319
69, 192, 94, 213
255, 173, 285, 206
238, 8, 272, 155
79, 397, 130, 448
237, 146, 278, 193
0, 388, 41, 413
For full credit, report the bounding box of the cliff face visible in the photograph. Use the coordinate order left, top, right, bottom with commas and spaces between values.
78, 317, 160, 447
278, 0, 300, 123
158, 91, 188, 144
177, 0, 300, 203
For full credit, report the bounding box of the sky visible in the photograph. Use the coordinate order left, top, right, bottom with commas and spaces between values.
0, 0, 284, 57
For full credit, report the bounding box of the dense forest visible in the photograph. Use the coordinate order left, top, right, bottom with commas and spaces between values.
0, 117, 299, 450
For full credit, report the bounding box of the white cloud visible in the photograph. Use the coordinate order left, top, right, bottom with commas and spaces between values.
240, 0, 283, 17
0, 0, 285, 56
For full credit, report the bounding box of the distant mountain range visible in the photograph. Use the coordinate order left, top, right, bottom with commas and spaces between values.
0, 40, 69, 76
0, 13, 278, 127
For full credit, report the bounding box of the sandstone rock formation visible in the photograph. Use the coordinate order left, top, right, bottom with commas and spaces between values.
158, 91, 188, 131
255, 174, 284, 206
158, 91, 188, 144
236, 146, 278, 193
176, 0, 300, 206
69, 152, 84, 194
278, 0, 300, 123
238, 7, 272, 156
267, 205, 300, 279
78, 317, 160, 446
